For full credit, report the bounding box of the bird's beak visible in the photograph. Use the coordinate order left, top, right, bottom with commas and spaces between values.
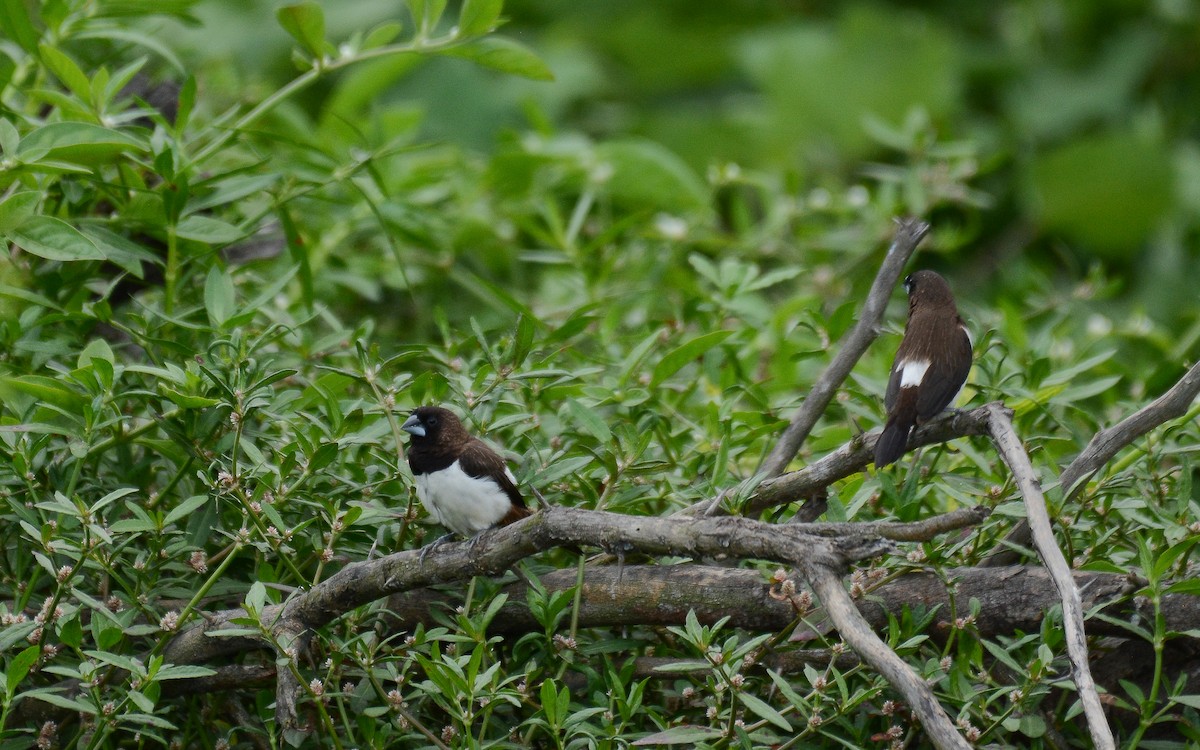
401, 414, 425, 437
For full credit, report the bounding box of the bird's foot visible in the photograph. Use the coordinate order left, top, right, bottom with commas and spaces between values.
418, 532, 456, 566
465, 528, 496, 557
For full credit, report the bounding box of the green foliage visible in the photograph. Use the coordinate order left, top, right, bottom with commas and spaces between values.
0, 0, 1197, 748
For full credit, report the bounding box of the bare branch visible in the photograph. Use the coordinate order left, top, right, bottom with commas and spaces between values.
29, 563, 1200, 728
686, 403, 994, 518
384, 564, 1170, 642
757, 218, 929, 479
984, 360, 1200, 567
807, 564, 970, 749
155, 507, 983, 738
985, 404, 1115, 750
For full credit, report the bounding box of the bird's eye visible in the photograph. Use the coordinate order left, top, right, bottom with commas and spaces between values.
903, 274, 914, 293
427, 415, 439, 426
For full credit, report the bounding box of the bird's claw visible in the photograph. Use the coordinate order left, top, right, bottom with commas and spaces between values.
418, 532, 456, 566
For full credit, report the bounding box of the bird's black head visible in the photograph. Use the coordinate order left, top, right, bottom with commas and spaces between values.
904, 270, 958, 313
401, 406, 467, 444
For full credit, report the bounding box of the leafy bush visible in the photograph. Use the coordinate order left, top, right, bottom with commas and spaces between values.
1, 1, 1197, 748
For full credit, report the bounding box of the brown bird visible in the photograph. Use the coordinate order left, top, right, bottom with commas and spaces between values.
402, 406, 532, 553
874, 270, 972, 468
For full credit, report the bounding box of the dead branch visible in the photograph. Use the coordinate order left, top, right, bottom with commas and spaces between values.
383, 565, 1194, 644
758, 217, 929, 479
986, 404, 1115, 750
809, 564, 970, 748
984, 360, 1200, 567
26, 563, 1200, 728
686, 403, 994, 518
151, 506, 986, 743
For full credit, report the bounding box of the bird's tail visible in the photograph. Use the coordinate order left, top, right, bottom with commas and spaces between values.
874, 392, 918, 468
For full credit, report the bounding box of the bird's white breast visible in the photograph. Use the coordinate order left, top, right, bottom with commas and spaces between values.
414, 460, 516, 538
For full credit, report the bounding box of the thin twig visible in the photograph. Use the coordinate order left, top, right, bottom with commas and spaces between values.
983, 360, 1200, 566
985, 404, 1115, 750
757, 218, 929, 479
686, 403, 994, 518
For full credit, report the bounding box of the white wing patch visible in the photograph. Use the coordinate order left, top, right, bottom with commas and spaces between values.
415, 459, 514, 537
899, 359, 931, 388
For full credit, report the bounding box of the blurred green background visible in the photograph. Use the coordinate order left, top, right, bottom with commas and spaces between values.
162, 0, 1200, 311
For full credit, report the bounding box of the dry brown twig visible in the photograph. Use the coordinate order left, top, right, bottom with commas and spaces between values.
985, 403, 1115, 750
984, 359, 1200, 566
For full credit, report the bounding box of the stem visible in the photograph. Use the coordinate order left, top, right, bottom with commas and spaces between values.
86, 408, 183, 457
164, 223, 178, 316
153, 542, 244, 655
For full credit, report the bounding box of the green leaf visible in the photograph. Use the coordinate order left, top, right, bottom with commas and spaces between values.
57, 616, 83, 649
539, 678, 560, 725
245, 582, 267, 614
176, 215, 244, 244
164, 495, 209, 528
407, 0, 448, 34
1016, 714, 1047, 738
737, 692, 792, 731
110, 518, 157, 534
596, 140, 709, 212
563, 400, 611, 443
91, 487, 138, 514
204, 266, 235, 327
1152, 537, 1197, 580
157, 385, 220, 409
154, 664, 217, 681
632, 726, 724, 745
0, 191, 41, 234
0, 118, 19, 157
0, 0, 40, 53
0, 375, 86, 410
277, 2, 327, 59
442, 36, 554, 81
17, 122, 145, 165
363, 21, 403, 49
1164, 579, 1200, 596
78, 337, 115, 372
644, 660, 710, 673
78, 225, 159, 276
1171, 694, 1200, 709
458, 0, 503, 37
21, 689, 97, 715
9, 216, 104, 261
7, 645, 40, 695
39, 44, 91, 100
536, 455, 592, 484
651, 330, 733, 387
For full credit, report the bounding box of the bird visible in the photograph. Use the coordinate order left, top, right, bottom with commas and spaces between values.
401, 405, 532, 557
874, 270, 972, 468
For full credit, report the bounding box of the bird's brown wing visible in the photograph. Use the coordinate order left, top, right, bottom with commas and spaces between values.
914, 326, 972, 420
883, 359, 903, 411
458, 439, 527, 510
